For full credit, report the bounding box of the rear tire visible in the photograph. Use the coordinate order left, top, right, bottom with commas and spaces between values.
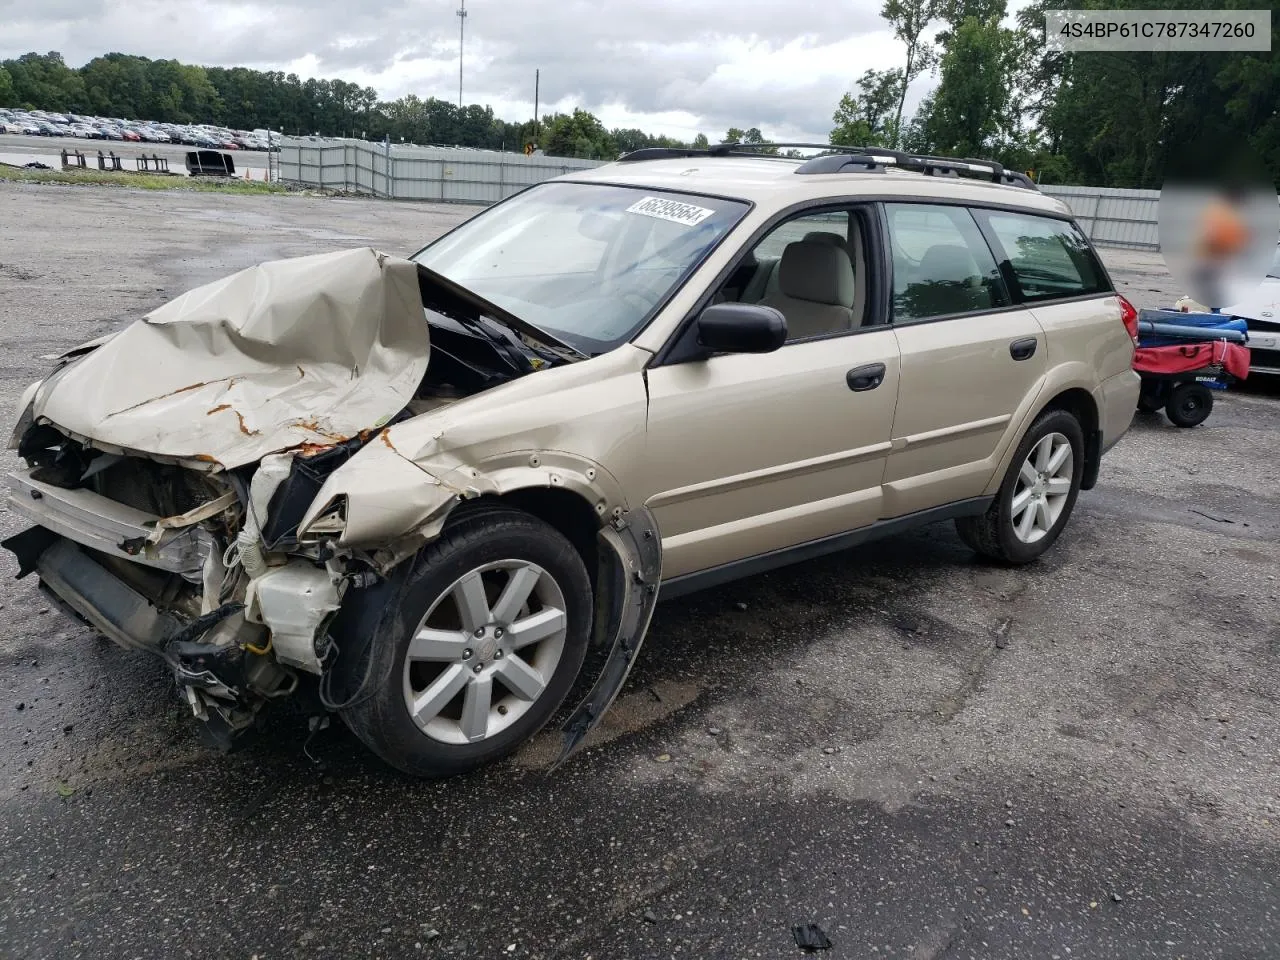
1165, 382, 1213, 428
956, 408, 1085, 565
342, 507, 592, 778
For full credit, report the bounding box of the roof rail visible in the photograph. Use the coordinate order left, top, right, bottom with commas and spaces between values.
615, 141, 1039, 191
617, 142, 891, 162
794, 149, 1038, 190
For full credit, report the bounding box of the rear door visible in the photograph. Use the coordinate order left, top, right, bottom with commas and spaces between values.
973, 208, 1125, 382
880, 202, 1048, 518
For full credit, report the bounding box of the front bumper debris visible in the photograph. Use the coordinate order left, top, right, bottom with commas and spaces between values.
21, 536, 183, 653
5, 467, 211, 579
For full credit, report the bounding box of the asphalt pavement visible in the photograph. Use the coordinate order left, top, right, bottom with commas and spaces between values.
0, 184, 1277, 959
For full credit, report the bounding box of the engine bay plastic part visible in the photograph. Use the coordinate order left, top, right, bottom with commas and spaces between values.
244, 560, 344, 674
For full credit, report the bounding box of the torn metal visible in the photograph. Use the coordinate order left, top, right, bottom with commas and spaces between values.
554, 506, 662, 767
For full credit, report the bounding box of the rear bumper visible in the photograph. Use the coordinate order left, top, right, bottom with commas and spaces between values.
5, 468, 210, 579
1097, 369, 1141, 454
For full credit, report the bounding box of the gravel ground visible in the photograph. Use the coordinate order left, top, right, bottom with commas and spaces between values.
0, 184, 1277, 960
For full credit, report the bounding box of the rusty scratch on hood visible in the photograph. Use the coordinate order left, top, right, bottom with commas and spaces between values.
205, 402, 259, 436
291, 419, 348, 442
104, 380, 215, 418
234, 410, 260, 436
295, 442, 335, 457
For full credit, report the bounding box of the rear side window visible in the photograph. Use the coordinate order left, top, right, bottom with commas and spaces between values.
977, 211, 1110, 301
885, 203, 1009, 323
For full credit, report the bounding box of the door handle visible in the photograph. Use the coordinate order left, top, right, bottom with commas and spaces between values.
1009, 337, 1038, 361
846, 362, 886, 392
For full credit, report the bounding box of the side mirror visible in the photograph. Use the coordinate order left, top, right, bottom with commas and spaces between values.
695, 303, 787, 354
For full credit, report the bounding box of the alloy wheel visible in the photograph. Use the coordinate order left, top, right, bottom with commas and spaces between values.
1010, 432, 1074, 544
401, 560, 568, 745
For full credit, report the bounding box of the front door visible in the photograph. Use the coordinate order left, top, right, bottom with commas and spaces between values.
642, 205, 900, 580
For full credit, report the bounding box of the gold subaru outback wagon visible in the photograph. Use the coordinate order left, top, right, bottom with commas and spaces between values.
4, 145, 1141, 776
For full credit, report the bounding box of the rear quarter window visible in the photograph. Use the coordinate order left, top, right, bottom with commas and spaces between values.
976, 210, 1111, 302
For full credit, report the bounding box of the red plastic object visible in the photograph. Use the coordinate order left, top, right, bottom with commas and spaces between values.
1133, 341, 1250, 380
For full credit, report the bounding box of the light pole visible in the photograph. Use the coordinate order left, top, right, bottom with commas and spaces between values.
457, 0, 467, 109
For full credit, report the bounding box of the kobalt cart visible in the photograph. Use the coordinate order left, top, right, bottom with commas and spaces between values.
1134, 309, 1251, 427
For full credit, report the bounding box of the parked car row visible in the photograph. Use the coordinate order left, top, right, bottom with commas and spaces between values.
0, 109, 277, 151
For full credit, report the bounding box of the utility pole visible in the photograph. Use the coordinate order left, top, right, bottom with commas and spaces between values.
457, 0, 467, 109
534, 69, 540, 144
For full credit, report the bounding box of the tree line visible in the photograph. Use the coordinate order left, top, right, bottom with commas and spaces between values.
4, 0, 1277, 188
830, 0, 1279, 187
0, 51, 715, 159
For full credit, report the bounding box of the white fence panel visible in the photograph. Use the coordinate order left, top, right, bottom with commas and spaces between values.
1041, 185, 1161, 249
278, 138, 602, 206
279, 140, 1271, 252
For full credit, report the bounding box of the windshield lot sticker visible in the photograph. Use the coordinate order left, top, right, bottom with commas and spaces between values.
626, 196, 715, 227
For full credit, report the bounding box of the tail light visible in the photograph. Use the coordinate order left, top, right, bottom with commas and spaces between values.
1118, 295, 1139, 343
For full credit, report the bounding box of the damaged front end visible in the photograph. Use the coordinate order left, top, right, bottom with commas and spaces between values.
2, 246, 662, 764
2, 431, 662, 759
2, 434, 354, 745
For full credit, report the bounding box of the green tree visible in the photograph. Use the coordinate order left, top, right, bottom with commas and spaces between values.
831, 94, 874, 146
921, 10, 1015, 158
692, 132, 709, 149
831, 69, 902, 146
0, 66, 14, 107
881, 0, 938, 147
2, 52, 85, 111
741, 127, 779, 154
611, 127, 653, 154
543, 109, 614, 158
722, 127, 744, 144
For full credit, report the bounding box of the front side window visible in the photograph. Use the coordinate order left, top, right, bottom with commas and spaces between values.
978, 211, 1109, 301
712, 208, 867, 341
886, 203, 1009, 322
413, 182, 748, 355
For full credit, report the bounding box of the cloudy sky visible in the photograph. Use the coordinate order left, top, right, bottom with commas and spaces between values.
0, 0, 1000, 141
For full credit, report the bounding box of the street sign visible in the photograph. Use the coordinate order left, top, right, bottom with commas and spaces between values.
524, 142, 535, 156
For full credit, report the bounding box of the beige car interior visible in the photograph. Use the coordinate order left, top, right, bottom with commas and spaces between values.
758, 240, 859, 340
718, 213, 869, 340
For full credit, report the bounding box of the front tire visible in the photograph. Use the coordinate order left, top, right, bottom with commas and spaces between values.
955, 408, 1085, 564
342, 507, 592, 778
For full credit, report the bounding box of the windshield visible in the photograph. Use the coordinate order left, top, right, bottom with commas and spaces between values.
413, 182, 749, 354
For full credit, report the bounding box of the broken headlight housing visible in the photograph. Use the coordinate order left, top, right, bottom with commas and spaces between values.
297, 495, 348, 541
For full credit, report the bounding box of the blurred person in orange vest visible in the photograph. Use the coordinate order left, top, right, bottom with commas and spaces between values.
1192, 185, 1251, 309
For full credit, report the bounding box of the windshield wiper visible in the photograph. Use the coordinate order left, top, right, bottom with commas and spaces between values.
465, 314, 563, 373
416, 263, 587, 361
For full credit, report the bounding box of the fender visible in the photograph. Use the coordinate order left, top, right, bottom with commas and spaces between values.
983, 361, 1101, 498
552, 505, 662, 768
426, 448, 631, 523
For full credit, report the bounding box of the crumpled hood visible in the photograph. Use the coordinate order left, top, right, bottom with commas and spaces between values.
29, 247, 429, 470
